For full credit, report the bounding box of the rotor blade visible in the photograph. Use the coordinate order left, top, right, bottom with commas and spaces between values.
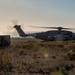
61, 28, 75, 30
29, 26, 58, 29
29, 26, 75, 30
7, 25, 13, 31
9, 28, 19, 36
12, 19, 18, 25
54, 27, 75, 30
21, 24, 25, 30
12, 30, 18, 36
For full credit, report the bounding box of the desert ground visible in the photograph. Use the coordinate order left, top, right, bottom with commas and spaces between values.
0, 38, 75, 75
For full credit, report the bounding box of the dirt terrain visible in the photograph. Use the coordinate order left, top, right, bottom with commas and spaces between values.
0, 40, 75, 75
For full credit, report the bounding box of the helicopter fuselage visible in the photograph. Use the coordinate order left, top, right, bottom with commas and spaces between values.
31, 30, 75, 41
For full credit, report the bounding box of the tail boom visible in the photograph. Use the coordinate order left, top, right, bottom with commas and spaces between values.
14, 25, 28, 37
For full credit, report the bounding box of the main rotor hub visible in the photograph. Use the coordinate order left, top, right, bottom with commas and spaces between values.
57, 27, 63, 30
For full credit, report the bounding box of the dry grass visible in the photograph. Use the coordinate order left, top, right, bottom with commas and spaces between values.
0, 40, 75, 75
0, 52, 13, 72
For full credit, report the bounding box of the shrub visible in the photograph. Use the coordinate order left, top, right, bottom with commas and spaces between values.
66, 50, 75, 60
0, 52, 13, 72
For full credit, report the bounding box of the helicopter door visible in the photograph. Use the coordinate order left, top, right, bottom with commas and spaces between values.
67, 32, 73, 39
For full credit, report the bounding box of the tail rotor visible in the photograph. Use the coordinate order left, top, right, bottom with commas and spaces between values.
7, 20, 25, 36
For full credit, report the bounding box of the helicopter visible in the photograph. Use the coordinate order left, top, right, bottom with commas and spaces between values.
13, 25, 75, 41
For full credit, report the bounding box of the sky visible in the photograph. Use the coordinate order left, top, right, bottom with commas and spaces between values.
0, 0, 75, 36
